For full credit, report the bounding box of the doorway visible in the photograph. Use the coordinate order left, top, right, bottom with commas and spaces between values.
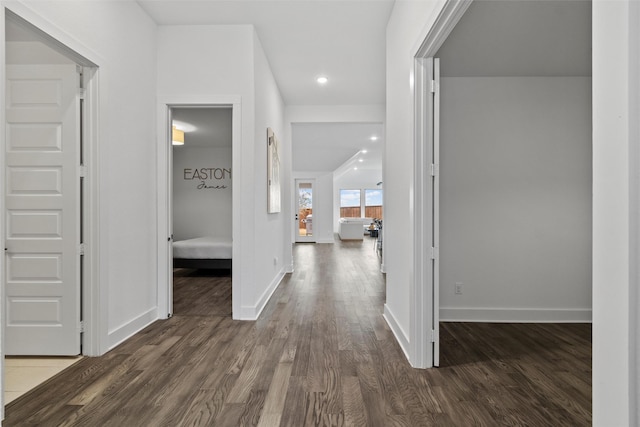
3, 10, 99, 355
412, 0, 592, 368
3, 8, 100, 405
169, 107, 233, 314
295, 179, 315, 243
157, 97, 241, 319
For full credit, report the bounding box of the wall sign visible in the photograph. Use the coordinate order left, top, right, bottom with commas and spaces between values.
183, 167, 231, 190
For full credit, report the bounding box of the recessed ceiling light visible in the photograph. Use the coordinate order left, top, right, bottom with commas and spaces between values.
370, 136, 378, 141
358, 159, 364, 162
353, 167, 358, 171
316, 76, 329, 85
361, 149, 368, 154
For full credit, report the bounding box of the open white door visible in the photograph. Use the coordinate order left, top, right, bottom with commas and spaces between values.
4, 64, 81, 355
432, 58, 441, 366
294, 179, 315, 243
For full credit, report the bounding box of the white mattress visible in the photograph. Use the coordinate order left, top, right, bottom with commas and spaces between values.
173, 236, 232, 259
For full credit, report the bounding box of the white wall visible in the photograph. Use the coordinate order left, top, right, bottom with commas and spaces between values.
158, 25, 286, 319
439, 76, 592, 322
384, 0, 444, 349
172, 146, 232, 241
252, 30, 287, 309
1, 0, 160, 350
6, 41, 73, 64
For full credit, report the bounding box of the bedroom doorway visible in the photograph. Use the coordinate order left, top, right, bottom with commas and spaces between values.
167, 106, 233, 316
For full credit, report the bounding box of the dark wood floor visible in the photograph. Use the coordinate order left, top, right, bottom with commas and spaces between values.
4, 239, 591, 426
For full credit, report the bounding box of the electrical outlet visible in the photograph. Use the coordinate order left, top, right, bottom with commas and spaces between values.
455, 282, 463, 295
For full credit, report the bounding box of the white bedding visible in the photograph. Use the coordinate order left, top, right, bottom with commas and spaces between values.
173, 236, 232, 259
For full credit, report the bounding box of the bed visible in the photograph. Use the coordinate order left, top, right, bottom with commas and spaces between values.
173, 236, 232, 269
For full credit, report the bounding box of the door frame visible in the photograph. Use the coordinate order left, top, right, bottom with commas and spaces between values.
294, 178, 316, 243
156, 96, 241, 319
1, 6, 104, 361
411, 0, 471, 368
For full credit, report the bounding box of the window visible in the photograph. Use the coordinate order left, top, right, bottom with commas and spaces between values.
340, 189, 361, 218
365, 189, 383, 219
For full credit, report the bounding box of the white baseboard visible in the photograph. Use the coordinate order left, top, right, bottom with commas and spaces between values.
238, 268, 285, 320
383, 304, 410, 362
440, 307, 592, 323
108, 307, 158, 350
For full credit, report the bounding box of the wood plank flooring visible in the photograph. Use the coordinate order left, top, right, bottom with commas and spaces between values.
4, 239, 592, 426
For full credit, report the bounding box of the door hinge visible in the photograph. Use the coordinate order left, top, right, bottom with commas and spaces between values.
430, 329, 438, 343
430, 163, 439, 177
430, 80, 437, 93
78, 320, 85, 333
430, 247, 438, 260
78, 243, 86, 256
79, 165, 87, 178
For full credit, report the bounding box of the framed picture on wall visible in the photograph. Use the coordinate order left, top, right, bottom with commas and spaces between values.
267, 127, 281, 213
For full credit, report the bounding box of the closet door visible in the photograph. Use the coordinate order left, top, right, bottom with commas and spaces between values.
5, 64, 81, 355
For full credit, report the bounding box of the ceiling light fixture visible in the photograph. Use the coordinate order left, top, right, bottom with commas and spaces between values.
316, 76, 329, 85
358, 159, 364, 162
361, 149, 368, 154
353, 167, 358, 171
370, 136, 378, 141
172, 125, 185, 146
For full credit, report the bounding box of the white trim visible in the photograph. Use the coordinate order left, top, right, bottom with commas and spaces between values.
383, 304, 410, 361
156, 95, 242, 320
413, 0, 473, 58
0, 7, 6, 418
411, 0, 471, 369
80, 65, 104, 356
440, 308, 592, 323
629, 2, 640, 423
107, 308, 157, 351
238, 268, 286, 320
3, 2, 102, 67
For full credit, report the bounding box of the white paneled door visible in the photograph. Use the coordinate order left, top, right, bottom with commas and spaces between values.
5, 64, 81, 355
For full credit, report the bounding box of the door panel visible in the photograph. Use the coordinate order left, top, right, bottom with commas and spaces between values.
295, 180, 315, 243
5, 64, 81, 355
432, 57, 441, 367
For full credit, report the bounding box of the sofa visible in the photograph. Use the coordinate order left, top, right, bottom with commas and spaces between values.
338, 218, 366, 240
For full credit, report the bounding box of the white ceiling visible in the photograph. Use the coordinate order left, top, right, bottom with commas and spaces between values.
137, 1, 391, 180
292, 122, 383, 173
137, 0, 394, 106
172, 107, 232, 148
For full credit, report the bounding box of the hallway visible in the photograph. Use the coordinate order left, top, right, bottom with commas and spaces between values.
4, 239, 591, 426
